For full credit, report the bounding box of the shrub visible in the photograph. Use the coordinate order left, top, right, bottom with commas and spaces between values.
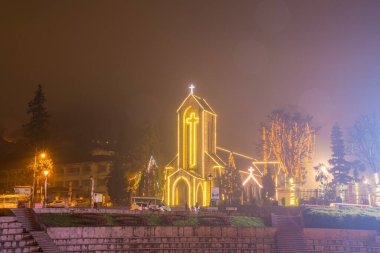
303, 207, 380, 233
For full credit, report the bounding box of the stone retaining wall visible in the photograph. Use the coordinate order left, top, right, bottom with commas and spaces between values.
0, 217, 17, 223
46, 226, 380, 253
47, 226, 276, 239
304, 228, 378, 240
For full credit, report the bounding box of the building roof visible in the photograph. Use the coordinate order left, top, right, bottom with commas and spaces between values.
216, 147, 256, 172
177, 94, 216, 114
192, 95, 216, 114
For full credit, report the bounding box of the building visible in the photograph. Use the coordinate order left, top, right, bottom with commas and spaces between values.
165, 86, 265, 207
51, 147, 114, 202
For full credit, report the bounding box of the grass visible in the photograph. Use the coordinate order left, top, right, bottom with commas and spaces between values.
141, 214, 167, 226
38, 214, 92, 227
37, 213, 267, 227
0, 209, 14, 216
229, 216, 266, 227
172, 217, 199, 226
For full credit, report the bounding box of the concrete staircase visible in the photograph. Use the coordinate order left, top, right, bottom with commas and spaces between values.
11, 209, 40, 232
0, 216, 40, 253
272, 213, 311, 253
30, 232, 59, 253
10, 209, 59, 253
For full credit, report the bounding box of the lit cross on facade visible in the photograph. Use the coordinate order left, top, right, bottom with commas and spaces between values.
186, 112, 199, 167
242, 166, 263, 188
189, 84, 195, 94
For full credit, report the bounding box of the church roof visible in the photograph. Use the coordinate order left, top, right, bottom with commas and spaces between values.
216, 147, 257, 172
206, 152, 226, 167
192, 95, 215, 114
165, 154, 178, 168
177, 94, 216, 114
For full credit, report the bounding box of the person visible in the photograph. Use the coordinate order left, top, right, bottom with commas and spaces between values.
195, 202, 199, 214
185, 201, 189, 212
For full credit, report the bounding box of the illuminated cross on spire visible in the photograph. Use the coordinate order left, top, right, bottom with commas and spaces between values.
189, 84, 195, 94
242, 166, 263, 188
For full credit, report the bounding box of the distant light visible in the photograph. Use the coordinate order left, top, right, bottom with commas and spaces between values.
189, 83, 195, 94
321, 165, 328, 175
40, 153, 46, 159
43, 170, 49, 176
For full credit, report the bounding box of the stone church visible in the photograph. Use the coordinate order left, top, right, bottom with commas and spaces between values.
165, 86, 264, 207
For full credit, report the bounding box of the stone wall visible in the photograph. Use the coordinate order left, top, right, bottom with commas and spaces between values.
48, 226, 276, 239
304, 228, 378, 240
46, 226, 380, 253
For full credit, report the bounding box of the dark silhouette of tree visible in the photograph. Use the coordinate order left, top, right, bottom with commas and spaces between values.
261, 170, 276, 201
107, 153, 128, 205
126, 123, 164, 198
350, 114, 380, 175
129, 123, 161, 173
23, 84, 50, 150
328, 124, 352, 186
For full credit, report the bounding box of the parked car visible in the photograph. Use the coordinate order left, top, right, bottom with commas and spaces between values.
47, 199, 66, 208
131, 197, 171, 211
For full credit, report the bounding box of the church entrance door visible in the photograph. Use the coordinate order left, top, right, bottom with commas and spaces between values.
196, 183, 203, 207
174, 178, 189, 206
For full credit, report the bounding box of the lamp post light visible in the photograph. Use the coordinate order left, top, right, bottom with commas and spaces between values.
90, 176, 94, 208
208, 173, 213, 207
32, 152, 47, 207
43, 170, 49, 208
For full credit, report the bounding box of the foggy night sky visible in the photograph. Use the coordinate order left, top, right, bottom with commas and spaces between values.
2, 0, 380, 180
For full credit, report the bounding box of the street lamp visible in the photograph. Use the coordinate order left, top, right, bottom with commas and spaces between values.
90, 176, 94, 208
208, 173, 213, 207
43, 170, 49, 208
32, 151, 47, 206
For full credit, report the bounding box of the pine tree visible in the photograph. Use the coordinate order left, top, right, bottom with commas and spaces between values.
221, 153, 243, 204
107, 154, 128, 205
328, 124, 352, 186
23, 84, 50, 150
137, 156, 161, 197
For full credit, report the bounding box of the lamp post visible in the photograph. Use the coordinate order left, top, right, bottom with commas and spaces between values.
90, 176, 94, 208
43, 170, 49, 208
208, 173, 213, 207
32, 152, 46, 206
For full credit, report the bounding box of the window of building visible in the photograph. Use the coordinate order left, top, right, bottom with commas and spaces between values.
82, 166, 92, 174
67, 167, 78, 174
97, 165, 108, 173
71, 180, 79, 187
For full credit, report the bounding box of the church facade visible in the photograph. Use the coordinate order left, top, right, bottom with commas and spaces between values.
165, 87, 264, 207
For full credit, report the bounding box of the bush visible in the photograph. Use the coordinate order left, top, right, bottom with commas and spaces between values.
303, 207, 380, 233
0, 209, 14, 216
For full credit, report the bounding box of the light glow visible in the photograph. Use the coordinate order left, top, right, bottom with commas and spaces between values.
242, 167, 263, 188
355, 183, 359, 205
189, 84, 195, 94
185, 112, 199, 168
289, 177, 295, 206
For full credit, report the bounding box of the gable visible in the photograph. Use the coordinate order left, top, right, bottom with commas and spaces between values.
177, 94, 216, 115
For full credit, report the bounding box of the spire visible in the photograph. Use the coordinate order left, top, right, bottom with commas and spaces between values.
228, 152, 236, 169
